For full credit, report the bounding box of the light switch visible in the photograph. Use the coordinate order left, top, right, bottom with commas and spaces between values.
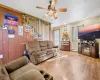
0, 54, 3, 59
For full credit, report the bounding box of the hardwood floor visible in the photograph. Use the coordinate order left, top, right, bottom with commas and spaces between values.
37, 51, 100, 80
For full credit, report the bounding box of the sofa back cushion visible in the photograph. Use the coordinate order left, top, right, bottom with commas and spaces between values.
0, 61, 10, 80
39, 41, 47, 47
5, 56, 29, 74
41, 47, 47, 51
39, 41, 47, 51
47, 41, 54, 49
26, 39, 41, 51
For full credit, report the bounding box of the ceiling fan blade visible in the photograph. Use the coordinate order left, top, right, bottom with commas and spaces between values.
36, 6, 48, 10
57, 8, 67, 12
51, 0, 56, 8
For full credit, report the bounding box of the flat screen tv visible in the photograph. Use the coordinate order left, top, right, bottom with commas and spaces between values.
78, 24, 100, 39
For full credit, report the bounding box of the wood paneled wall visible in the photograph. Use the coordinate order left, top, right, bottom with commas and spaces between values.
0, 6, 34, 64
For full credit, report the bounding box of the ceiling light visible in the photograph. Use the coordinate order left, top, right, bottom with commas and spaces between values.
49, 10, 54, 15
52, 16, 55, 19
55, 12, 58, 17
45, 13, 48, 17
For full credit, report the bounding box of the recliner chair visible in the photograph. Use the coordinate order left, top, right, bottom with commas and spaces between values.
0, 56, 53, 80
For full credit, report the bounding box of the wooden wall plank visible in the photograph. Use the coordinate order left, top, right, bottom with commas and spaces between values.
0, 30, 2, 54
0, 6, 24, 64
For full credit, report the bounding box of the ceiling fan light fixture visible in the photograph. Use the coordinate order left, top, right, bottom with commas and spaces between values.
36, 0, 67, 19
52, 16, 55, 19
45, 13, 48, 17
55, 12, 58, 17
49, 10, 54, 15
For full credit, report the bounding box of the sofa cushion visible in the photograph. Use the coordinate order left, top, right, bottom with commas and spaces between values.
0, 61, 10, 80
41, 46, 47, 51
16, 69, 45, 80
37, 51, 47, 56
47, 51, 54, 55
47, 41, 54, 49
39, 41, 47, 47
45, 49, 53, 52
9, 63, 39, 80
5, 56, 29, 74
26, 39, 41, 51
46, 49, 54, 55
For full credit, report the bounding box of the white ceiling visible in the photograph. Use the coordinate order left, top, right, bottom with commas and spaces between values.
1, 0, 100, 27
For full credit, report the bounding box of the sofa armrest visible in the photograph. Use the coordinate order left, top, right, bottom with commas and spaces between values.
28, 49, 39, 64
0, 62, 10, 80
5, 56, 29, 74
28, 49, 37, 55
16, 69, 45, 80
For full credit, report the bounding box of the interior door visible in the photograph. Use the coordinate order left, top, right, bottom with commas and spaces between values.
54, 30, 60, 46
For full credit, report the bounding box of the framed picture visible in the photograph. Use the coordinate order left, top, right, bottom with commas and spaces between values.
4, 14, 18, 26
1, 24, 8, 30
25, 24, 32, 32
18, 26, 23, 36
8, 28, 15, 38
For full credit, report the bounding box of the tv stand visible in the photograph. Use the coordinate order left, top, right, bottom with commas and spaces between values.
78, 39, 99, 58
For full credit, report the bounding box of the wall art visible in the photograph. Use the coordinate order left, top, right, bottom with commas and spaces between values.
18, 26, 23, 36
4, 14, 18, 26
1, 24, 8, 30
8, 28, 15, 38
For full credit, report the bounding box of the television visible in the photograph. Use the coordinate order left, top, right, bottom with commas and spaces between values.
78, 24, 100, 39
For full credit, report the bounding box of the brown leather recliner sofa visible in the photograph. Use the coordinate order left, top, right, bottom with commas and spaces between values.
0, 56, 53, 80
26, 40, 56, 64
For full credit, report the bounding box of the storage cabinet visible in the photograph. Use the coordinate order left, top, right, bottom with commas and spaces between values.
78, 40, 99, 58
60, 41, 70, 51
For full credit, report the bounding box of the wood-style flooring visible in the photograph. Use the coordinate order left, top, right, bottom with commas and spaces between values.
37, 51, 100, 80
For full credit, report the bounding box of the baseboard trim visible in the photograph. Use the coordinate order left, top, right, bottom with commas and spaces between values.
71, 49, 78, 52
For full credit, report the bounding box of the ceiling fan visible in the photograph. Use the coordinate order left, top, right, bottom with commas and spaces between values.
36, 0, 67, 19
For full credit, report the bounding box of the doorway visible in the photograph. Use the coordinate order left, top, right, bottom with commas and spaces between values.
54, 30, 60, 46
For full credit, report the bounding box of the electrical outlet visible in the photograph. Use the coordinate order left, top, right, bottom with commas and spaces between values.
0, 54, 3, 59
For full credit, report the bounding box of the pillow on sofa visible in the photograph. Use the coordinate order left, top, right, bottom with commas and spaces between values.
5, 56, 29, 74
0, 61, 10, 80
